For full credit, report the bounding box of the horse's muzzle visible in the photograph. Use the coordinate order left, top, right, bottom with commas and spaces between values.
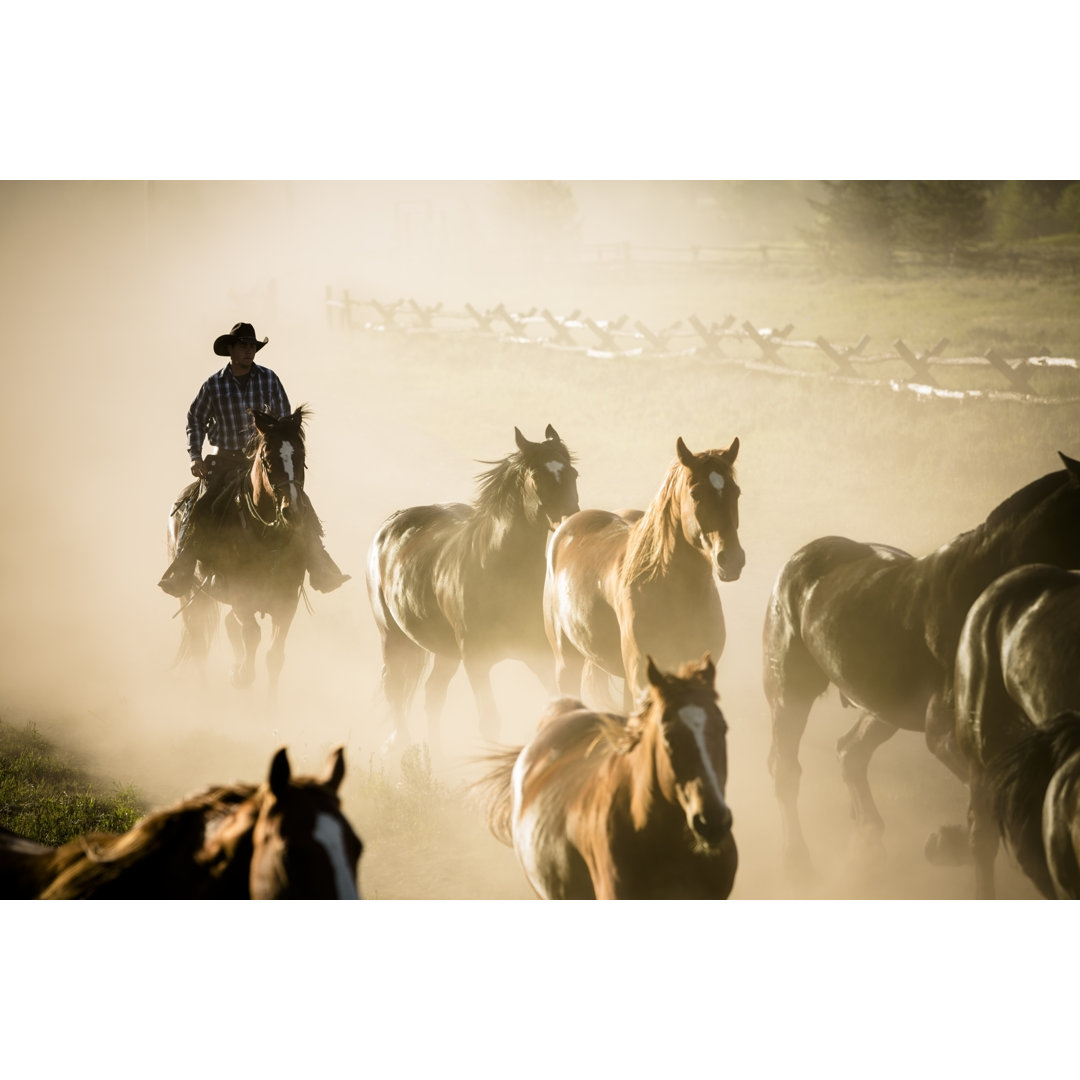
691, 804, 734, 850
715, 545, 745, 582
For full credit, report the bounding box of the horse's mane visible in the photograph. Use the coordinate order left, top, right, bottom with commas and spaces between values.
623, 452, 737, 585
38, 782, 259, 899
984, 469, 1068, 531
988, 712, 1080, 895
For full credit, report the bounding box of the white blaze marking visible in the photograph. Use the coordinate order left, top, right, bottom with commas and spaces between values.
279, 439, 299, 505
709, 471, 725, 492
313, 812, 359, 899
546, 460, 566, 482
678, 705, 726, 804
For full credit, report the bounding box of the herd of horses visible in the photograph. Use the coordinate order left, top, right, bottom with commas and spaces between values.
4, 405, 1080, 900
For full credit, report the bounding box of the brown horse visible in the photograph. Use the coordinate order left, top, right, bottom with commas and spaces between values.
366, 425, 579, 749
475, 655, 737, 899
168, 407, 312, 692
942, 564, 1080, 897
0, 746, 362, 899
763, 453, 1080, 883
543, 437, 743, 712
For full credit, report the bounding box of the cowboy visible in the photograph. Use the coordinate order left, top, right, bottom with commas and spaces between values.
158, 321, 350, 597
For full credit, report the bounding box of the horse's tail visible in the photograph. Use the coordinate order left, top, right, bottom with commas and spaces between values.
987, 712, 1080, 897
174, 588, 219, 667
469, 747, 523, 847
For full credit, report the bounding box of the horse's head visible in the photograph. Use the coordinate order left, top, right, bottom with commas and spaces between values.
250, 746, 364, 899
646, 654, 734, 853
249, 407, 308, 528
515, 423, 580, 529
675, 436, 744, 582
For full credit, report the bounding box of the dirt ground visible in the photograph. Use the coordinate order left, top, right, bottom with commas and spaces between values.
1, 187, 1070, 904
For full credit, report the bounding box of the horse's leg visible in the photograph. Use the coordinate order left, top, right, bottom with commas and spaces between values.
763, 623, 829, 884
835, 712, 897, 863
924, 690, 969, 780
423, 652, 460, 758
226, 610, 259, 689
462, 653, 500, 743
553, 639, 585, 698
521, 649, 558, 697
265, 601, 299, 697
377, 623, 428, 750
968, 773, 1000, 899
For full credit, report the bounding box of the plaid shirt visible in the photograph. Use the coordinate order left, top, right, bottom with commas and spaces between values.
186, 363, 291, 461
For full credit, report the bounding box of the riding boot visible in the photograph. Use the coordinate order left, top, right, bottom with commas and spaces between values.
307, 537, 351, 593
158, 543, 198, 597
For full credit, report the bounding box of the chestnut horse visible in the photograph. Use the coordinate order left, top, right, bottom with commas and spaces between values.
763, 453, 1080, 883
366, 425, 579, 748
543, 437, 743, 712
167, 407, 312, 692
475, 655, 737, 899
0, 747, 363, 899
944, 564, 1080, 897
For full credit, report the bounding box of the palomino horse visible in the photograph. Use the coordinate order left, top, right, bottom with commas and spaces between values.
474, 655, 737, 899
168, 407, 311, 692
942, 564, 1080, 897
366, 425, 579, 748
763, 452, 1080, 883
544, 437, 743, 711
0, 746, 363, 899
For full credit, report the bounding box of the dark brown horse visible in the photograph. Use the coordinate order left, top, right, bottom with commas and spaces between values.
543, 437, 743, 712
475, 654, 737, 899
168, 407, 312, 692
366, 425, 580, 749
763, 452, 1080, 883
945, 564, 1080, 897
0, 746, 363, 899
981, 711, 1080, 899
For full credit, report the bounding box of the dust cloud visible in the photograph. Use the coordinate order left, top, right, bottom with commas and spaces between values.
0, 181, 1060, 900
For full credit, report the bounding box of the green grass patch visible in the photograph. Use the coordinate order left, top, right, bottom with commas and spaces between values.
0, 718, 144, 845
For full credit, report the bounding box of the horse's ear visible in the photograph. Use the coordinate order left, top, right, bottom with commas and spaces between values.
699, 652, 716, 683
722, 437, 740, 465
268, 747, 291, 797
676, 437, 696, 467
515, 426, 530, 452
321, 746, 346, 794
251, 409, 273, 434
646, 655, 663, 687
1059, 451, 1080, 479
545, 423, 560, 442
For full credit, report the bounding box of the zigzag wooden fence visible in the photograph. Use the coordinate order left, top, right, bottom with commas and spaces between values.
326, 288, 1080, 406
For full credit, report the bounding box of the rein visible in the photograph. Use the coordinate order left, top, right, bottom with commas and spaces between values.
244, 488, 286, 529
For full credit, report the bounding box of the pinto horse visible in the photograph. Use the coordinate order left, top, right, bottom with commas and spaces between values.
366, 425, 579, 748
763, 452, 1080, 883
168, 407, 311, 692
544, 437, 743, 711
0, 746, 363, 899
943, 564, 1080, 897
474, 655, 737, 899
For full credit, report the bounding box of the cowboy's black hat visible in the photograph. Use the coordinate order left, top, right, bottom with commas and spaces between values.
214, 322, 269, 356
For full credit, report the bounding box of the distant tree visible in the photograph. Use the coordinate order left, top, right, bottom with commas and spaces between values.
900, 181, 991, 259
988, 180, 1076, 241
805, 181, 899, 273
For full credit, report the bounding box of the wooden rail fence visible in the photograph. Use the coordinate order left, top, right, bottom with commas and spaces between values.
326, 288, 1080, 406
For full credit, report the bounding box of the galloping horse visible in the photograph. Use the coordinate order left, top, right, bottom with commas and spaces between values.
544, 437, 743, 711
0, 746, 363, 899
763, 452, 1080, 883
474, 654, 737, 899
982, 711, 1080, 899
168, 407, 311, 691
366, 425, 580, 748
946, 564, 1080, 897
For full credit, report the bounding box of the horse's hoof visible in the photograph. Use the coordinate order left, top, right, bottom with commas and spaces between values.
924, 825, 972, 866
